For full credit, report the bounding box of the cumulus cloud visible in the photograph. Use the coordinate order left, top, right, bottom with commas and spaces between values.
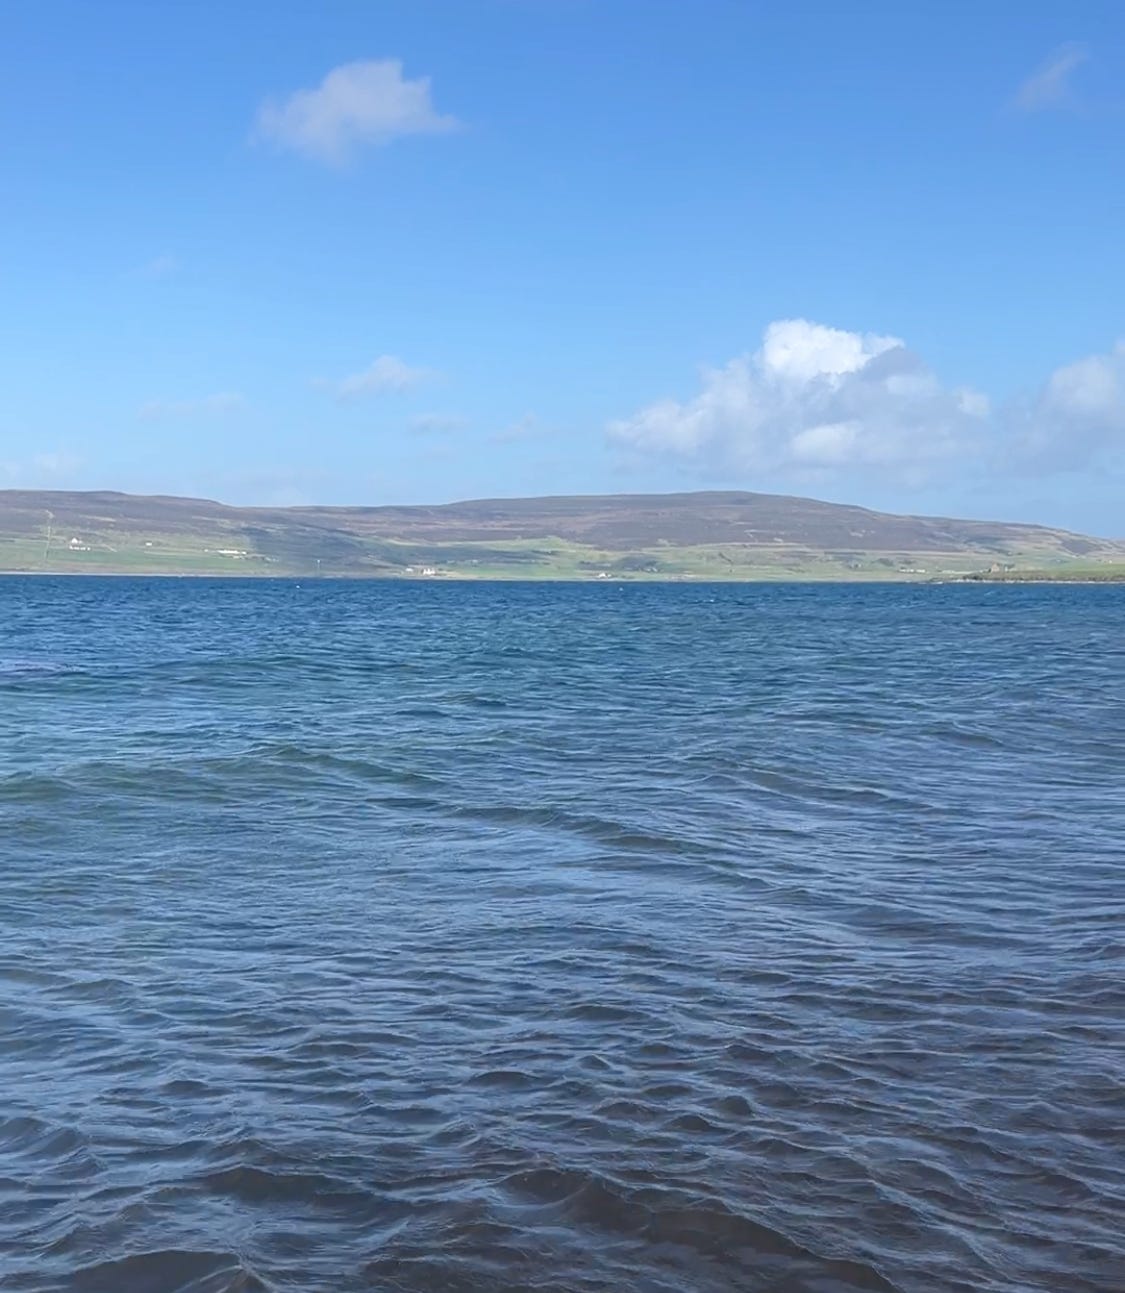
328, 355, 436, 400
255, 59, 459, 165
609, 320, 1125, 484
608, 320, 989, 480
1012, 43, 1088, 112
138, 393, 246, 420
1013, 342, 1125, 468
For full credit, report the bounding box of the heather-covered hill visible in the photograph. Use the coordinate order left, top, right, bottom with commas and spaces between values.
2, 489, 1122, 579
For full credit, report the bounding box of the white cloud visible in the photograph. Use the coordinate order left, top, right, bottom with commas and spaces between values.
1012, 43, 1088, 112
758, 318, 901, 381
608, 319, 989, 480
1013, 342, 1125, 468
610, 320, 1125, 485
329, 355, 436, 400
138, 393, 246, 420
254, 59, 459, 165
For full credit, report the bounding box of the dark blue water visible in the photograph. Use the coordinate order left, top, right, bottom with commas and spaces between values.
1, 578, 1122, 1293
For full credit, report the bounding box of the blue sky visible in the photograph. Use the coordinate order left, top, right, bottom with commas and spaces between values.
3, 1, 1124, 534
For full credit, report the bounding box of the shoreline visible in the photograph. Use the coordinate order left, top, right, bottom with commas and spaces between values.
3, 568, 1124, 585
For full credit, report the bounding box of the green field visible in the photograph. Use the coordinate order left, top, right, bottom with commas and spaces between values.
5, 532, 1124, 583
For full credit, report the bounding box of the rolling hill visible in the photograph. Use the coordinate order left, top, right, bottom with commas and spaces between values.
1, 489, 1122, 580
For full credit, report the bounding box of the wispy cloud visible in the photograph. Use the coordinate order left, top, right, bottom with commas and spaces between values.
409, 412, 466, 434
138, 392, 246, 420
1012, 43, 1089, 113
254, 59, 459, 166
325, 355, 437, 401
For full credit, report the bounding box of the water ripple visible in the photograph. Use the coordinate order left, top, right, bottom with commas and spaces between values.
0, 578, 1122, 1291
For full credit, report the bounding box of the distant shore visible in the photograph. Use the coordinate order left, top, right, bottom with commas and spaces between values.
4, 567, 1125, 585
955, 572, 1125, 585
3, 487, 1123, 584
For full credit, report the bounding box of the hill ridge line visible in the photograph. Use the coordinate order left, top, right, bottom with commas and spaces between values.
1, 488, 1122, 579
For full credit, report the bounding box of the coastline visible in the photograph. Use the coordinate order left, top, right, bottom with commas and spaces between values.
3, 568, 1124, 585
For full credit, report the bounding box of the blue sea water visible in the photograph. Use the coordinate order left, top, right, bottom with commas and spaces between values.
0, 577, 1122, 1293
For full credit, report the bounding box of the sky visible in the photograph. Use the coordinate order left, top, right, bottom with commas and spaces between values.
3, 0, 1124, 534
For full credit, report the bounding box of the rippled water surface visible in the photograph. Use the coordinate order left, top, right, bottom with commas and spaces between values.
1, 577, 1122, 1293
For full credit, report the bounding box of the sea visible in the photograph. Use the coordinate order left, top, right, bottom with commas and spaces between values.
1, 577, 1122, 1293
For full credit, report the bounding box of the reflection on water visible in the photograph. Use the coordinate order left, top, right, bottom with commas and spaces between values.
1, 578, 1122, 1292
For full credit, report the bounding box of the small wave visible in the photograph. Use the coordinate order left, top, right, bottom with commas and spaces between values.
67, 1250, 271, 1293
497, 1166, 900, 1289
0, 1114, 89, 1163
0, 658, 81, 676
192, 1164, 372, 1210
